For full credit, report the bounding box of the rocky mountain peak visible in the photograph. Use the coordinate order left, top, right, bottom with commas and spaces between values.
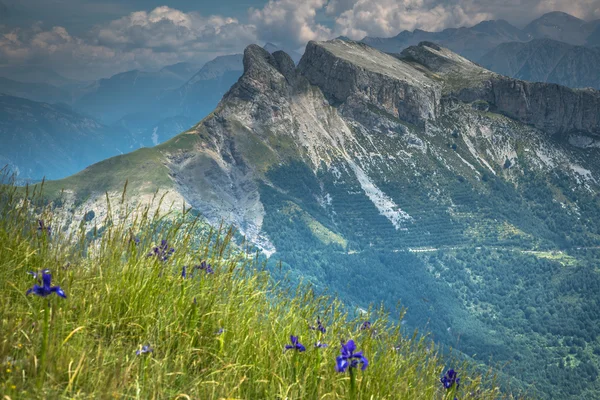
225, 44, 290, 103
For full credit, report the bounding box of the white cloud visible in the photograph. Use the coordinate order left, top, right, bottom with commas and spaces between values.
333, 0, 600, 40
533, 0, 600, 20
92, 6, 255, 52
334, 0, 493, 39
0, 6, 258, 80
325, 0, 359, 16
249, 0, 332, 48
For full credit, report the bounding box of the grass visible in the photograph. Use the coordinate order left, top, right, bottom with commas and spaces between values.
0, 175, 507, 399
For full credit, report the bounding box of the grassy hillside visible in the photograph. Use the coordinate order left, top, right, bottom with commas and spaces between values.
0, 177, 504, 399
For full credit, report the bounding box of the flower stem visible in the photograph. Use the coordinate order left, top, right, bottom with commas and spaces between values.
349, 368, 356, 399
37, 302, 50, 390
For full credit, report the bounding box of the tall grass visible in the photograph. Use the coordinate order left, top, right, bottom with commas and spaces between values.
0, 175, 507, 399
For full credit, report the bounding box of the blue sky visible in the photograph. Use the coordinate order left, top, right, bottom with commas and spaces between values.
1, 0, 599, 80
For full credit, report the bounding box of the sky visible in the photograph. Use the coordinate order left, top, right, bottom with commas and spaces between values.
1, 0, 599, 80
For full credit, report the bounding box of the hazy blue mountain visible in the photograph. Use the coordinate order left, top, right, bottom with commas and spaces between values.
362, 19, 528, 60
74, 68, 188, 124
159, 62, 202, 82
480, 38, 600, 89
44, 41, 600, 398
0, 94, 136, 180
0, 76, 70, 104
523, 11, 600, 45
0, 65, 81, 87
158, 54, 244, 120
363, 12, 600, 62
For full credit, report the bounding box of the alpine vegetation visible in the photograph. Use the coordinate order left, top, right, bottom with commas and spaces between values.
0, 177, 505, 398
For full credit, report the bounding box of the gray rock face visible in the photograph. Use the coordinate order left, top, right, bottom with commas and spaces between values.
298, 40, 441, 128
482, 80, 600, 136
297, 40, 600, 137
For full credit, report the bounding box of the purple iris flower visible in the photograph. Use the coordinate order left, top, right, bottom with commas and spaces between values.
335, 340, 368, 372
147, 240, 175, 261
37, 220, 51, 235
26, 271, 66, 298
360, 321, 371, 330
216, 328, 225, 335
309, 317, 326, 334
284, 335, 306, 352
315, 341, 328, 348
441, 369, 460, 390
136, 345, 153, 356
195, 261, 214, 274
181, 266, 187, 278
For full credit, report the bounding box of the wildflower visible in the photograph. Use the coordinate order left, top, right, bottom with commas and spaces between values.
284, 335, 306, 352
26, 271, 66, 298
147, 240, 174, 261
136, 345, 153, 356
195, 261, 214, 274
336, 340, 368, 372
37, 220, 51, 235
360, 321, 371, 330
315, 341, 328, 348
441, 369, 460, 390
309, 317, 326, 334
181, 265, 187, 278
216, 328, 225, 335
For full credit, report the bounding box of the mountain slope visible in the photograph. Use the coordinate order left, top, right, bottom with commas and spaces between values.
480, 38, 600, 89
0, 94, 136, 180
41, 41, 600, 398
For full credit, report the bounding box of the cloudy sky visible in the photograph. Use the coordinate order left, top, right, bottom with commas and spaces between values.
1, 0, 599, 80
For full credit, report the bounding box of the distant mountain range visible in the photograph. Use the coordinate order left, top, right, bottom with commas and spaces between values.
362, 12, 599, 61
479, 38, 600, 90
0, 94, 137, 180
0, 65, 84, 88
0, 77, 71, 104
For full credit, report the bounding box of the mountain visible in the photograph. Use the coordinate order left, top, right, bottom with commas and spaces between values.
362, 12, 600, 62
158, 54, 244, 120
0, 94, 136, 180
159, 62, 202, 81
362, 19, 528, 60
74, 68, 190, 124
0, 76, 70, 104
480, 38, 600, 89
40, 41, 600, 398
0, 65, 81, 88
523, 11, 600, 45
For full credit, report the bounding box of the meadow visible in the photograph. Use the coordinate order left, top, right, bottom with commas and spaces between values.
0, 176, 505, 399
